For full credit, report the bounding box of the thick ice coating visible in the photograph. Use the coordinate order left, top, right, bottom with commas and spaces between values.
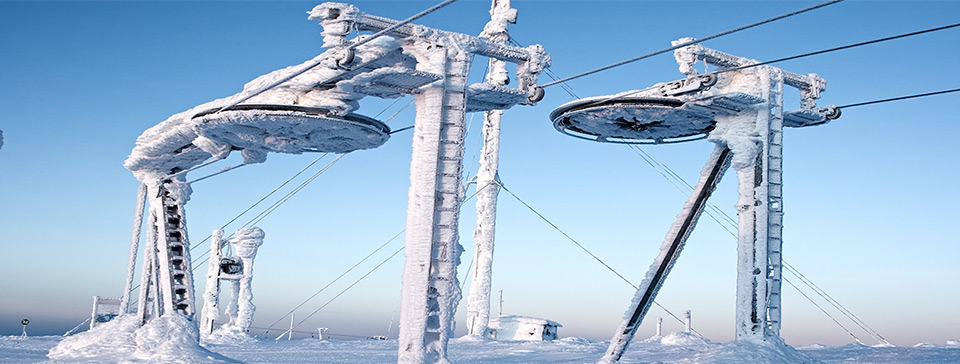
124, 36, 404, 182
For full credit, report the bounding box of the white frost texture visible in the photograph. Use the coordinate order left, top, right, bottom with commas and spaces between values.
124, 36, 402, 182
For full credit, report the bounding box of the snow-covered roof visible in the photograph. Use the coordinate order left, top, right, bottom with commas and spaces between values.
491, 315, 562, 327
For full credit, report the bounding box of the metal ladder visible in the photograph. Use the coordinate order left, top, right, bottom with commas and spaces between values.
427, 55, 469, 342
399, 47, 471, 363
152, 179, 196, 319
764, 77, 786, 336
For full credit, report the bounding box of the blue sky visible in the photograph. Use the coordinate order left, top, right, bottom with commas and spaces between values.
1, 0, 957, 347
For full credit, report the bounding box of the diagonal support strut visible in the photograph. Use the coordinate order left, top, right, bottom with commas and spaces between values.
601, 145, 732, 363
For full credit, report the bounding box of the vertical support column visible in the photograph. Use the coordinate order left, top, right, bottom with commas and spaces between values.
121, 184, 148, 314
465, 0, 514, 338
137, 210, 159, 324
200, 229, 224, 334
146, 178, 196, 321
733, 67, 784, 340
398, 43, 472, 364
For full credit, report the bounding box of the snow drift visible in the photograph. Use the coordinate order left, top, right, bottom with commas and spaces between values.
47, 314, 238, 363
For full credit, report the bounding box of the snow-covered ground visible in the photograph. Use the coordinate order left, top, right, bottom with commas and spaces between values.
3, 332, 958, 364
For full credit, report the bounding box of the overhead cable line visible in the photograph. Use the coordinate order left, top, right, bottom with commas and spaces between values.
235, 96, 414, 231
264, 229, 405, 332
714, 22, 960, 76
189, 95, 413, 267
627, 145, 738, 236
271, 182, 496, 338
506, 37, 580, 99
570, 25, 960, 111
494, 179, 700, 334
275, 245, 404, 340
129, 153, 333, 294
190, 153, 346, 268
187, 163, 247, 185
346, 0, 460, 51
783, 277, 864, 344
782, 262, 890, 345
244, 154, 346, 228
372, 97, 406, 118
539, 0, 844, 88
838, 88, 960, 109
187, 154, 331, 253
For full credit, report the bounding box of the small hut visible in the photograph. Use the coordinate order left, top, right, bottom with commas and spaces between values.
486, 315, 562, 341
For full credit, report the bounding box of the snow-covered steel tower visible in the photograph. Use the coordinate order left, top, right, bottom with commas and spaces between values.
550, 39, 838, 362
464, 0, 516, 339
309, 4, 548, 363
120, 4, 546, 361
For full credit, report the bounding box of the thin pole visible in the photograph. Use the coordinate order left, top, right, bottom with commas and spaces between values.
498, 290, 503, 316
121, 184, 148, 313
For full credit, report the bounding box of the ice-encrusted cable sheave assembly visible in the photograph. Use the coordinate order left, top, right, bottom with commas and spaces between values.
550, 38, 838, 363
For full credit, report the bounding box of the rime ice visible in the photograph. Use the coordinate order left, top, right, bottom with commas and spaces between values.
550, 39, 837, 363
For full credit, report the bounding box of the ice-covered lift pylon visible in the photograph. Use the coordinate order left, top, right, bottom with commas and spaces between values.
122, 2, 548, 364
550, 38, 838, 363
309, 4, 549, 363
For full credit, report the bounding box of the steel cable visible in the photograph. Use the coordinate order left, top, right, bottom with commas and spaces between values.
540, 0, 845, 88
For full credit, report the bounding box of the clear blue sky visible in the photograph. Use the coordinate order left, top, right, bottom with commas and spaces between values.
1, 0, 957, 347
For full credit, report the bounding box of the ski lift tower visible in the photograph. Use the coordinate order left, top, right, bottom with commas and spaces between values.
120, 3, 547, 364
310, 5, 549, 363
549, 38, 839, 362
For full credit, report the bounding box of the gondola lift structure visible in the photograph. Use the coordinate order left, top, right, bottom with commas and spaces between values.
550, 38, 839, 362
105, 2, 549, 364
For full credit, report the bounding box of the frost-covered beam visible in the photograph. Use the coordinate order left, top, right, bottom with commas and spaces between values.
673, 37, 826, 109
311, 3, 530, 64
310, 2, 549, 104
600, 145, 732, 363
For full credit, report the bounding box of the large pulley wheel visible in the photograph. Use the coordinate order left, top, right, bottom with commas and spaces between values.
194, 104, 390, 154
550, 96, 716, 144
